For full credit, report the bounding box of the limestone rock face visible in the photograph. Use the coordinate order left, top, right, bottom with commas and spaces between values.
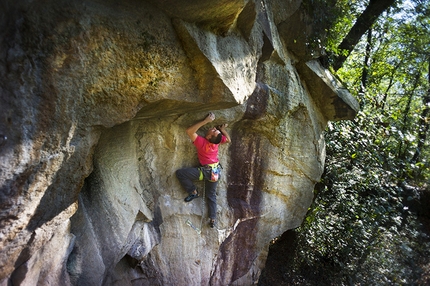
0, 0, 358, 285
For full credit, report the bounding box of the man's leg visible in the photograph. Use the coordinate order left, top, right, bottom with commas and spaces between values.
205, 179, 218, 226
176, 167, 201, 201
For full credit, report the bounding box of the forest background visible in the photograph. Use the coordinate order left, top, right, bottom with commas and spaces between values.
260, 0, 430, 285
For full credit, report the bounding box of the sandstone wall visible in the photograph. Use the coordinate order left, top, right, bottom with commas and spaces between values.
0, 0, 358, 285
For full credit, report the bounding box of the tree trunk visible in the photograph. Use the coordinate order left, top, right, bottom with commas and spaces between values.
333, 0, 395, 71
411, 57, 430, 164
398, 73, 420, 160
361, 29, 372, 91
381, 64, 400, 111
357, 29, 373, 109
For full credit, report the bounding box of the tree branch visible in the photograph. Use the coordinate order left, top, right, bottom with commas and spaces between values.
333, 0, 396, 71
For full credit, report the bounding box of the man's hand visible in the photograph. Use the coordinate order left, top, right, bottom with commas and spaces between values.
186, 112, 216, 142
216, 124, 228, 131
205, 112, 215, 123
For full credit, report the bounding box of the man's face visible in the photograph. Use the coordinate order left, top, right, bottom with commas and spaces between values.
206, 127, 220, 139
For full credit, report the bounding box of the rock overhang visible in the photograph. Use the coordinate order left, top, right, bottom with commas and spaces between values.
296, 60, 359, 121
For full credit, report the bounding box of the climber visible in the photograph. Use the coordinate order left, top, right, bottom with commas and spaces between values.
176, 112, 231, 228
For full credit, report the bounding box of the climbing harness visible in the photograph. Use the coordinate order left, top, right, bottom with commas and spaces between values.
199, 162, 221, 182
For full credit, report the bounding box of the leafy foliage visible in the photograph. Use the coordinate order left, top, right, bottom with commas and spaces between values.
292, 109, 430, 285
262, 0, 430, 285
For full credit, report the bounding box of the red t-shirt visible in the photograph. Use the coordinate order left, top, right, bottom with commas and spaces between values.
193, 135, 227, 165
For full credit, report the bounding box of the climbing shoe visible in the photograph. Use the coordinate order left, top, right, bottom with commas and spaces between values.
184, 193, 199, 202
209, 219, 215, 228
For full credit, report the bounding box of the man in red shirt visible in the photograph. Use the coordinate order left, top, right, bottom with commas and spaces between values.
176, 112, 231, 228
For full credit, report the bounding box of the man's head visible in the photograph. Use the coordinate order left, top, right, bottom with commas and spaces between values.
206, 127, 222, 144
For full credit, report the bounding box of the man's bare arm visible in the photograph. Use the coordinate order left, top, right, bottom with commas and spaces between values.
186, 112, 215, 142
218, 124, 231, 143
